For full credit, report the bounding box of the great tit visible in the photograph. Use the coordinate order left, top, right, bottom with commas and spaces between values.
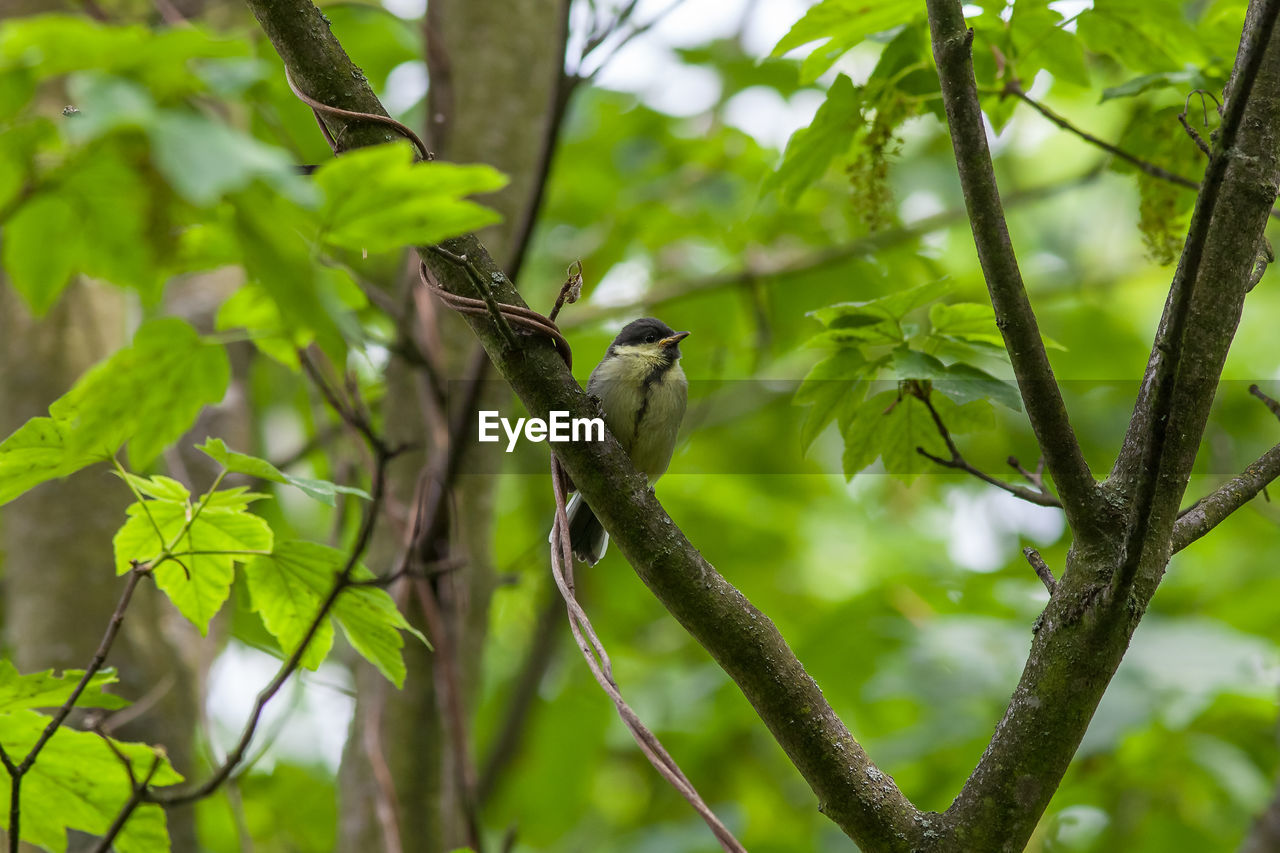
558, 317, 690, 565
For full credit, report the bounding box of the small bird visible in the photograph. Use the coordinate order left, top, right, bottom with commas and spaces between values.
559, 317, 690, 565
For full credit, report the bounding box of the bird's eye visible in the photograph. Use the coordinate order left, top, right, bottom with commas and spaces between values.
644, 334, 656, 343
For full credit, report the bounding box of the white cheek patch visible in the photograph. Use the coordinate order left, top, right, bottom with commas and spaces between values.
610, 344, 668, 369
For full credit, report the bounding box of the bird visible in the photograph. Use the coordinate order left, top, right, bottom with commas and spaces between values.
557, 317, 690, 565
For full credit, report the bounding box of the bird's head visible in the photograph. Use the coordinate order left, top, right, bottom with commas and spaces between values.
607, 317, 690, 365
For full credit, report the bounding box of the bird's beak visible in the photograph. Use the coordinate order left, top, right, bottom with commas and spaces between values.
659, 331, 691, 347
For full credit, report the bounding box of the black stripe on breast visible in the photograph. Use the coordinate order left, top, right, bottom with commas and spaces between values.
631, 360, 676, 445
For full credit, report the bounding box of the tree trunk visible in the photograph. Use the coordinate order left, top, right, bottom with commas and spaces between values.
0, 283, 202, 850
336, 2, 568, 850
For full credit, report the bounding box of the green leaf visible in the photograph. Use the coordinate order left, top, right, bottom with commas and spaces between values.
773, 0, 920, 84
51, 317, 230, 468
231, 188, 354, 363
1101, 70, 1208, 102
929, 301, 1065, 351
1008, 0, 1089, 89
61, 74, 156, 143
934, 362, 1022, 411
197, 437, 370, 506
116, 471, 191, 503
61, 145, 161, 299
0, 709, 181, 853
841, 388, 952, 481
215, 284, 309, 369
245, 541, 429, 687
806, 322, 904, 347
314, 142, 507, 253
795, 349, 870, 451
112, 479, 273, 633
891, 347, 948, 380
243, 545, 337, 673
3, 191, 83, 315
932, 393, 996, 434
0, 417, 103, 508
150, 111, 306, 206
810, 279, 953, 327
3, 141, 162, 305
841, 389, 897, 479
0, 660, 127, 713
202, 485, 271, 511
0, 64, 34, 120
0, 14, 244, 93
765, 74, 860, 205
1076, 0, 1205, 74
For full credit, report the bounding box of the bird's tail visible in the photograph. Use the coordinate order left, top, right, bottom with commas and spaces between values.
549, 492, 609, 565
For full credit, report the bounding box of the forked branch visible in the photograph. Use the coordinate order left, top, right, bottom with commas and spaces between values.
915, 390, 1062, 508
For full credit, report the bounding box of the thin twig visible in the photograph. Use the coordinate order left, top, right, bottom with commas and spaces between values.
426, 247, 522, 351
1251, 383, 1280, 419
1248, 239, 1274, 291
548, 261, 584, 323
1008, 456, 1047, 491
5, 566, 149, 852
1173, 384, 1280, 550
915, 390, 1063, 508
1179, 90, 1214, 156
1171, 440, 1280, 552
417, 259, 572, 368
581, 0, 690, 80
549, 458, 746, 852
1007, 84, 1199, 190
283, 65, 432, 162
146, 440, 396, 807
1022, 547, 1057, 593
90, 755, 163, 853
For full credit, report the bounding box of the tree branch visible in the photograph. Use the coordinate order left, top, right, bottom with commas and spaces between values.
1022, 547, 1057, 593
1004, 84, 1200, 191
915, 388, 1063, 508
146, 420, 397, 807
1110, 0, 1280, 593
926, 0, 1102, 539
1005, 85, 1280, 223
5, 565, 147, 853
931, 3, 1280, 848
245, 1, 928, 847
1170, 384, 1280, 552
1170, 442, 1280, 552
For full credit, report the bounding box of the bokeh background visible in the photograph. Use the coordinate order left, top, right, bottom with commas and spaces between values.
2, 0, 1279, 851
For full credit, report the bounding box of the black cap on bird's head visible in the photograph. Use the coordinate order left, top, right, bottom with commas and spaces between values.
610, 317, 691, 359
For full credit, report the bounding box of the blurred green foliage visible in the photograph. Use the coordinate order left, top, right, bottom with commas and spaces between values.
0, 0, 1278, 850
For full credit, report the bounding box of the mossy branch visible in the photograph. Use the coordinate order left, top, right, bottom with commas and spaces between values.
243, 0, 924, 846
